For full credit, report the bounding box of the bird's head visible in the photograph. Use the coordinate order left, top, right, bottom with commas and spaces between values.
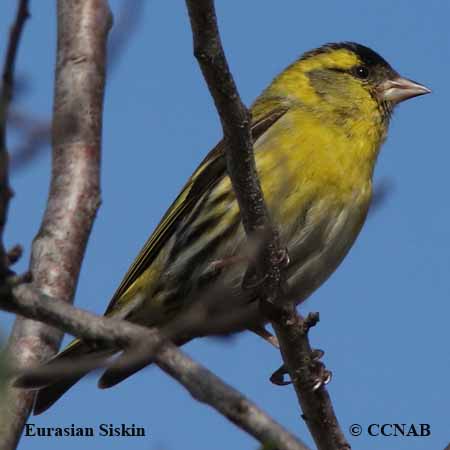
260, 42, 430, 124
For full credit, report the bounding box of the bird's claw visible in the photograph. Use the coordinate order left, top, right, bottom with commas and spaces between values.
270, 348, 331, 390
310, 368, 332, 391
270, 364, 291, 386
308, 350, 332, 391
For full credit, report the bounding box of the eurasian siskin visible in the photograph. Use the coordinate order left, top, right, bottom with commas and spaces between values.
22, 42, 430, 414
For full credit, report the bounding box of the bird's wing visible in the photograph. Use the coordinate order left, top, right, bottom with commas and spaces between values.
104, 106, 289, 316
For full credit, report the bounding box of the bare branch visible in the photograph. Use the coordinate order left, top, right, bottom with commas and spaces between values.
0, 0, 29, 144
1, 284, 310, 450
0, 0, 29, 277
184, 0, 283, 303
272, 308, 350, 449
0, 1, 112, 448
0, 4, 30, 447
184, 2, 350, 449
156, 342, 310, 450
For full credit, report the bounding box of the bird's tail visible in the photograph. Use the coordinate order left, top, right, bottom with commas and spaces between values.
15, 339, 114, 415
15, 335, 192, 414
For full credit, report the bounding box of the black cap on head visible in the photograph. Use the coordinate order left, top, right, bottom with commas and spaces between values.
303, 42, 393, 70
336, 42, 391, 70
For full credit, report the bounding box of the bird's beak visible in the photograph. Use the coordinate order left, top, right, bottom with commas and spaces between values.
378, 76, 431, 104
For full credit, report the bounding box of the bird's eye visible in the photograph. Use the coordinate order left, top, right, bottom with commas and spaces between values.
353, 65, 369, 79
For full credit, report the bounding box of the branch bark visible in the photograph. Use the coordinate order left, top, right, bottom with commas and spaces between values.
0, 284, 310, 450
0, 1, 112, 449
184, 1, 350, 449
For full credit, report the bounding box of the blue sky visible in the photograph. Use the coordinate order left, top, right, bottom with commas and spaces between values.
1, 1, 449, 449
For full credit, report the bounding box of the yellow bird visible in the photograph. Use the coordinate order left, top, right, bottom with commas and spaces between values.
23, 42, 430, 414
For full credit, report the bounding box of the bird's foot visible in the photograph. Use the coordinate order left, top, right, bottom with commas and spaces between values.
269, 348, 331, 390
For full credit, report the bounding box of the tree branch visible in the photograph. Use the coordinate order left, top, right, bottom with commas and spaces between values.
272, 308, 350, 449
0, 0, 29, 278
184, 1, 350, 449
0, 1, 112, 449
0, 1, 31, 446
0, 284, 310, 450
184, 0, 283, 301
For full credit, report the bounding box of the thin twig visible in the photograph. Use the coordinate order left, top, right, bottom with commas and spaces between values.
0, 2, 30, 448
0, 0, 29, 144
0, 284, 310, 450
0, 0, 29, 277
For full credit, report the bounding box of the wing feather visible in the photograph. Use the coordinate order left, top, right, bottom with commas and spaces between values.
104, 106, 288, 315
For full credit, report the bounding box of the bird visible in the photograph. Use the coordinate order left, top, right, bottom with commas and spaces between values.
19, 42, 430, 414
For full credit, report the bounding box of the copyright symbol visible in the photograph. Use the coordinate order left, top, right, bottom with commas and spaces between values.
350, 424, 362, 436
